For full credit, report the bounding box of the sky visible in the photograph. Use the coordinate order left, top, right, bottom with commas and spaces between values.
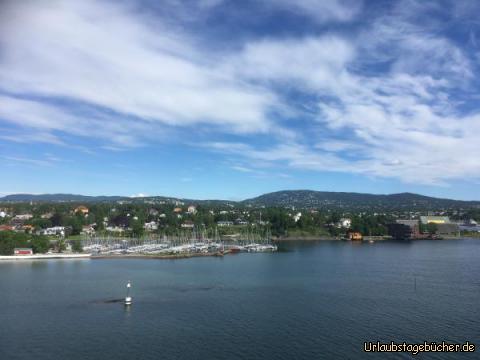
1, 0, 480, 200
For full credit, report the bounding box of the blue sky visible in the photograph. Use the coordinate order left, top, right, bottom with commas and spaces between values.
1, 0, 480, 200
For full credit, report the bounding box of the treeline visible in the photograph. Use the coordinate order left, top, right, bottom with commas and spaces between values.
0, 231, 50, 255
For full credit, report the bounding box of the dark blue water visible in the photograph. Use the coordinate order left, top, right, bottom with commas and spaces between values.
1, 239, 479, 359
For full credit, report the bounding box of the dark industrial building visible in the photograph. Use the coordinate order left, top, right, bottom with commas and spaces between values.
387, 219, 420, 240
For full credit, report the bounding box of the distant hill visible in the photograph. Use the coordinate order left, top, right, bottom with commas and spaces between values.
0, 193, 234, 206
242, 190, 480, 210
0, 193, 127, 203
1, 190, 479, 210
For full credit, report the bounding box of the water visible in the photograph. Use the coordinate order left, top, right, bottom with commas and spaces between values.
1, 239, 479, 359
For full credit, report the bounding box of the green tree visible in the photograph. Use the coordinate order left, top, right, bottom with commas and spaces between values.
56, 239, 66, 253
71, 240, 83, 253
31, 236, 50, 254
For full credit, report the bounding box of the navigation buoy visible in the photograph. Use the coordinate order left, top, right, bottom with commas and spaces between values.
125, 281, 132, 306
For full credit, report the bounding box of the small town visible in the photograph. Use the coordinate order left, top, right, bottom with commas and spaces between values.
1, 193, 479, 257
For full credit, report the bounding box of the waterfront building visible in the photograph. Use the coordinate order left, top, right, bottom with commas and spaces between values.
387, 223, 413, 240
346, 231, 362, 241
14, 248, 33, 256
435, 223, 460, 236
396, 220, 420, 237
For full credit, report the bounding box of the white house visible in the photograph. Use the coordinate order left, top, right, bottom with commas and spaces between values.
338, 218, 352, 228
38, 226, 65, 236
81, 225, 96, 235
144, 221, 158, 231
106, 226, 125, 233
293, 212, 302, 222
187, 205, 197, 214
14, 214, 33, 220
181, 221, 195, 228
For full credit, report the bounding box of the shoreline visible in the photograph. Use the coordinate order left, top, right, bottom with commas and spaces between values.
0, 253, 92, 261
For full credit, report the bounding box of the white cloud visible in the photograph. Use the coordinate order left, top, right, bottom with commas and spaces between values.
266, 0, 362, 23
206, 1, 480, 185
0, 0, 277, 138
0, 0, 479, 188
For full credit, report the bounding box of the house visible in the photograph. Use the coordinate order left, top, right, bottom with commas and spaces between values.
346, 231, 362, 241
159, 213, 166, 218
14, 248, 33, 256
38, 226, 65, 236
181, 220, 195, 228
0, 225, 14, 231
338, 218, 352, 228
187, 205, 197, 214
144, 221, 158, 231
217, 221, 233, 227
0, 211, 7, 218
293, 212, 302, 222
75, 206, 89, 215
235, 218, 249, 225
14, 214, 33, 220
106, 226, 125, 233
173, 207, 183, 213
81, 225, 96, 235
21, 225, 35, 233
148, 209, 159, 216
41, 212, 53, 219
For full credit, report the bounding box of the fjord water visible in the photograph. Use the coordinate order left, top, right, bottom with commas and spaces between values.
1, 240, 479, 360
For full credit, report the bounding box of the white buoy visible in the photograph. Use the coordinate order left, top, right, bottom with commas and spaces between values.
125, 281, 132, 306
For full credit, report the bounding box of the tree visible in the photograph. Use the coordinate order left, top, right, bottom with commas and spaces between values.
130, 219, 144, 237
51, 212, 64, 227
56, 239, 66, 253
31, 236, 50, 254
71, 240, 83, 253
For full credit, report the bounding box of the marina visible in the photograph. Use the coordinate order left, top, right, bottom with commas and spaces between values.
81, 229, 277, 257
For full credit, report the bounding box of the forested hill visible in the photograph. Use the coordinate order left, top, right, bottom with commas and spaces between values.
242, 190, 480, 210
1, 191, 479, 210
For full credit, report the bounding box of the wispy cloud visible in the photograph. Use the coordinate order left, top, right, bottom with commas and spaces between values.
0, 0, 479, 189
2, 155, 55, 167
